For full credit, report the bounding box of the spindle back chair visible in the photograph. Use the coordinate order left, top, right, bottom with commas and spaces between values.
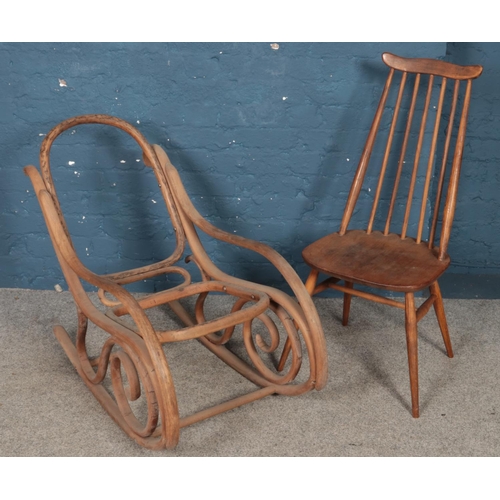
24, 114, 328, 449
298, 53, 482, 417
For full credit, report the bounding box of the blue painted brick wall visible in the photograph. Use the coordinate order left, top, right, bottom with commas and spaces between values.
444, 43, 500, 276
3, 42, 493, 295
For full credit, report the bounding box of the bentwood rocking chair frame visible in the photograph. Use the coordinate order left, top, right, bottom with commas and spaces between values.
287, 53, 482, 418
24, 114, 328, 450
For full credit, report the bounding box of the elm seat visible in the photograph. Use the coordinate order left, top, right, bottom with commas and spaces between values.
302, 230, 450, 293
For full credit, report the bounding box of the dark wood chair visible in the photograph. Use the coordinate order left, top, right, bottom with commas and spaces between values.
24, 114, 328, 449
284, 53, 482, 417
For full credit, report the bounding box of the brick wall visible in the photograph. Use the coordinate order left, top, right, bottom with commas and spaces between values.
5, 42, 493, 295
444, 43, 500, 276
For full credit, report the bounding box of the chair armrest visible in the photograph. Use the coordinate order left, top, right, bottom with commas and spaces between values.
150, 145, 309, 302
25, 164, 156, 334
151, 146, 328, 390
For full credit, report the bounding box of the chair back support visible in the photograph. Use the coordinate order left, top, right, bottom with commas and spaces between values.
339, 53, 482, 260
37, 115, 186, 279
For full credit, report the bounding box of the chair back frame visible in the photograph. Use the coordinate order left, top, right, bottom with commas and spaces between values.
338, 53, 483, 261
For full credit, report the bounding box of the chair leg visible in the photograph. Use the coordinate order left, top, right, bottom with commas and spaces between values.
342, 281, 353, 326
429, 281, 454, 358
277, 269, 318, 372
405, 292, 419, 418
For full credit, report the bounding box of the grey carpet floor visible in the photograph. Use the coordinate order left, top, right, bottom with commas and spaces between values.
0, 287, 498, 457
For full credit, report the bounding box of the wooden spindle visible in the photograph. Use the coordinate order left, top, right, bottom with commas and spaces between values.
439, 79, 473, 260
339, 69, 395, 236
416, 77, 447, 244
367, 72, 407, 234
384, 73, 420, 235
401, 75, 433, 239
429, 79, 460, 248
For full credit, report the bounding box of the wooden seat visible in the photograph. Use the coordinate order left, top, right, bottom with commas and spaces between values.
281, 52, 482, 418
24, 114, 328, 450
303, 230, 449, 292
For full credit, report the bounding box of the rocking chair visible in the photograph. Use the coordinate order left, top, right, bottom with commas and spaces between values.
24, 114, 328, 450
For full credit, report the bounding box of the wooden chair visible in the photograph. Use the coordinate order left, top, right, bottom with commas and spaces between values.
24, 114, 328, 450
282, 53, 482, 418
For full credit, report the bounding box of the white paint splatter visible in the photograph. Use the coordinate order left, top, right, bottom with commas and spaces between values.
58, 79, 67, 87
136, 120, 140, 124
270, 43, 279, 50
54, 284, 63, 292
120, 160, 126, 163
38, 133, 45, 137
136, 159, 141, 162
68, 161, 75, 166
282, 96, 288, 100
151, 199, 157, 204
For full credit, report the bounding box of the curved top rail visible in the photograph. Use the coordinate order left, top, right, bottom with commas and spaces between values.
382, 52, 483, 80
39, 114, 162, 196
37, 114, 186, 269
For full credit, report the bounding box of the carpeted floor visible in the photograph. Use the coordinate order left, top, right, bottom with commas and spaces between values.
0, 287, 498, 457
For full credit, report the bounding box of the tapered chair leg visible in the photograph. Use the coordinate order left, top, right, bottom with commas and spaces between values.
304, 269, 319, 296
429, 281, 454, 358
404, 292, 419, 418
342, 281, 353, 326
